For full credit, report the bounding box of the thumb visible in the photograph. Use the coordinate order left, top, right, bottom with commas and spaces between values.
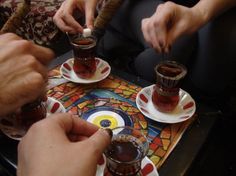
85, 128, 112, 157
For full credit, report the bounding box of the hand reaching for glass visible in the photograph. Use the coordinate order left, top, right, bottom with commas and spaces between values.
17, 113, 112, 176
0, 33, 54, 117
141, 1, 202, 54
53, 0, 98, 34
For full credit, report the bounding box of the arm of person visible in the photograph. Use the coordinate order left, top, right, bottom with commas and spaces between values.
141, 0, 236, 53
192, 0, 236, 28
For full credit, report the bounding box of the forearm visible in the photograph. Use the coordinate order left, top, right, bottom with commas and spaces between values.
191, 0, 236, 27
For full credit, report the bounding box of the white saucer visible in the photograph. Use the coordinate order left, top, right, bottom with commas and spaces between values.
136, 85, 196, 124
0, 97, 66, 140
60, 58, 111, 84
96, 154, 106, 176
96, 156, 159, 176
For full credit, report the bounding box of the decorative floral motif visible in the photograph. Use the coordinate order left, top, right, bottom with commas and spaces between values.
0, 0, 109, 47
0, 0, 63, 46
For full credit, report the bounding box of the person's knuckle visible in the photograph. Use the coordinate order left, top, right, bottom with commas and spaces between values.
165, 1, 174, 8
4, 33, 21, 40
46, 48, 55, 59
157, 3, 163, 10
22, 72, 44, 91
30, 72, 45, 86
53, 11, 61, 20
52, 15, 57, 22
23, 56, 40, 69
61, 11, 68, 19
17, 40, 33, 51
153, 20, 161, 28
142, 25, 149, 35
141, 19, 147, 27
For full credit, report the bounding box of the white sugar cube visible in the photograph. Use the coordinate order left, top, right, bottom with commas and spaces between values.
83, 28, 92, 37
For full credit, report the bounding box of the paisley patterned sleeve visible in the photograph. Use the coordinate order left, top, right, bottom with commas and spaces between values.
0, 0, 64, 47
0, 0, 120, 48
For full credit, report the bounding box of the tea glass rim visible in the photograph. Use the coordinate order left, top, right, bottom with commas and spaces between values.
154, 60, 187, 80
66, 32, 97, 48
104, 126, 149, 164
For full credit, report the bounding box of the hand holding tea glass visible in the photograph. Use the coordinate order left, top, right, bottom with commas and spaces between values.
18, 114, 112, 176
16, 95, 47, 131
0, 33, 56, 139
0, 33, 54, 117
104, 126, 149, 176
152, 61, 187, 112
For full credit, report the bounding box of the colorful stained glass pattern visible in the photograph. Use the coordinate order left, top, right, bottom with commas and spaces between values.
48, 66, 195, 170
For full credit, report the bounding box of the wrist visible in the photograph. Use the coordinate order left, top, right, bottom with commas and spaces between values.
191, 5, 209, 30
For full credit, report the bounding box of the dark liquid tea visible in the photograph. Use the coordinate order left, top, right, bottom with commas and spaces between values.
152, 62, 185, 112
105, 138, 143, 176
152, 88, 179, 112
17, 99, 46, 130
72, 36, 96, 79
108, 140, 142, 162
157, 63, 182, 77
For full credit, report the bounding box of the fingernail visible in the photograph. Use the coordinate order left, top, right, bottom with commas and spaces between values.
100, 128, 113, 138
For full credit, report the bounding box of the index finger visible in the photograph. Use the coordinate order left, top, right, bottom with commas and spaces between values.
62, 14, 84, 33
5, 40, 55, 66
49, 113, 99, 137
85, 2, 96, 29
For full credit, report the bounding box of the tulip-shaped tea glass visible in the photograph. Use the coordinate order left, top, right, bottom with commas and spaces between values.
104, 126, 149, 176
152, 60, 187, 112
68, 33, 97, 79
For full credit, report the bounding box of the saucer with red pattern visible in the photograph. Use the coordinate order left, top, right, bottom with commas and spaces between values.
96, 155, 159, 176
0, 97, 65, 140
60, 58, 111, 84
136, 85, 196, 123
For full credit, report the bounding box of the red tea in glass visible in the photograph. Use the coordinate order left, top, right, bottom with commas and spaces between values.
104, 126, 149, 176
71, 35, 97, 79
17, 98, 46, 130
152, 61, 187, 112
105, 139, 143, 175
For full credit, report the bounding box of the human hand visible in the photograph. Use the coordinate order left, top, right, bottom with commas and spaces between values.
17, 113, 111, 176
141, 2, 202, 53
53, 0, 98, 33
0, 33, 54, 116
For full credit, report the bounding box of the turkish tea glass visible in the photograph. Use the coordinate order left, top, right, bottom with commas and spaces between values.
16, 97, 47, 131
104, 126, 149, 176
68, 33, 97, 79
152, 60, 187, 112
